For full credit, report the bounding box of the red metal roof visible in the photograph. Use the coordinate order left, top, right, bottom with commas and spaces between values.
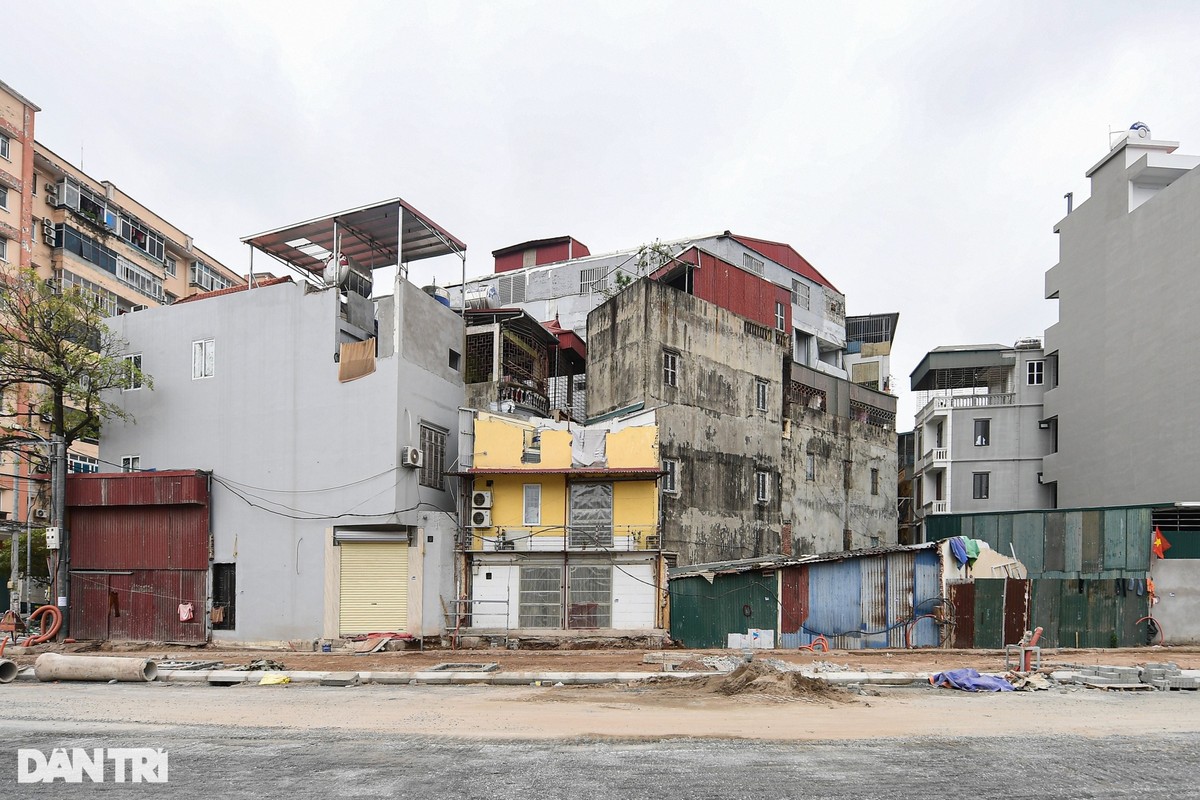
175, 275, 292, 305
67, 470, 210, 506
729, 233, 839, 293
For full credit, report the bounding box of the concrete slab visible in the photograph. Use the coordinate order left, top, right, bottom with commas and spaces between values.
319, 672, 360, 687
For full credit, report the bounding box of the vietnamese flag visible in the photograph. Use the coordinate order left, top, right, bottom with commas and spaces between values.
1152, 527, 1171, 559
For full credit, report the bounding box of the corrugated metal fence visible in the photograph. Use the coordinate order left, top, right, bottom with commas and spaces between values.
948, 577, 1151, 648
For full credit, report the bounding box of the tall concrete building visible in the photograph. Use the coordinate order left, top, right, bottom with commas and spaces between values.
909, 340, 1054, 539
1042, 124, 1200, 507
0, 79, 240, 531
589, 279, 897, 565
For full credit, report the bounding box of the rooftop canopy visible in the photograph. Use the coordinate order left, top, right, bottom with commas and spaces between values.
241, 197, 466, 276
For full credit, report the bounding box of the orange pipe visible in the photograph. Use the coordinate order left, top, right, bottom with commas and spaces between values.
1022, 626, 1044, 671
24, 605, 62, 645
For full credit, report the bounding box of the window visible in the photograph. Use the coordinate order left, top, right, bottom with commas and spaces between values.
190, 261, 231, 292
123, 353, 143, 390
567, 565, 612, 628
0, 132, 9, 160
973, 472, 990, 500
755, 470, 770, 503
973, 419, 990, 447
448, 349, 460, 371
662, 459, 679, 494
805, 454, 816, 481
419, 424, 447, 490
743, 253, 765, 275
212, 563, 236, 630
68, 453, 99, 474
523, 484, 542, 526
755, 378, 769, 411
1027, 360, 1044, 386
121, 455, 141, 473
0, 238, 7, 263
569, 482, 613, 547
871, 468, 880, 496
192, 339, 215, 379
519, 565, 562, 628
31, 174, 37, 196
663, 349, 678, 387
0, 187, 8, 210
792, 280, 810, 310
580, 267, 601, 293
775, 302, 786, 332
164, 255, 177, 277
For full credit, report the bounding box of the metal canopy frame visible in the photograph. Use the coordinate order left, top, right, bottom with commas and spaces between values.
241, 198, 467, 278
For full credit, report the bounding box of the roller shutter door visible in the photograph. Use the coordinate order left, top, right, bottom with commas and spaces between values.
339, 542, 409, 635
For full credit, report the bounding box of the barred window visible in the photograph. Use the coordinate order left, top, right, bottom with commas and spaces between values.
419, 424, 447, 489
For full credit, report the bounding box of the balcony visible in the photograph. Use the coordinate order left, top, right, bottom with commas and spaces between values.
918, 447, 949, 472
918, 393, 1016, 418
466, 524, 662, 553
918, 500, 949, 518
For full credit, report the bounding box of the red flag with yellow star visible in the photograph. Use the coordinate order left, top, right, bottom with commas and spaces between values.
1152, 527, 1171, 559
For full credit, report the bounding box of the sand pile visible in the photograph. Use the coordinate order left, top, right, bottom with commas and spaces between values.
713, 662, 850, 700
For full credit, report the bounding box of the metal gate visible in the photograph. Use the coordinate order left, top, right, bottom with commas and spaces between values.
338, 542, 409, 635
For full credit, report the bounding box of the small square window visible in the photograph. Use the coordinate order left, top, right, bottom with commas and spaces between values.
755, 470, 770, 504
449, 349, 461, 371
1027, 360, 1044, 386
662, 459, 679, 494
973, 418, 990, 447
755, 378, 768, 412
0, 238, 8, 263
663, 350, 678, 387
192, 338, 215, 379
523, 484, 542, 526
165, 256, 177, 277
121, 455, 141, 473
973, 472, 990, 500
123, 353, 143, 390
0, 187, 9, 210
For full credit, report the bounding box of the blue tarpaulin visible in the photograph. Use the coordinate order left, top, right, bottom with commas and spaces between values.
930, 668, 1014, 692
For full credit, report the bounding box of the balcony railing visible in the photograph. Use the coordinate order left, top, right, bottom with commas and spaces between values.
464, 524, 662, 553
919, 500, 949, 517
921, 393, 1016, 416
918, 447, 949, 471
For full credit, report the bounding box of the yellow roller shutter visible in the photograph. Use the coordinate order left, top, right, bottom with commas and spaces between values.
339, 542, 409, 635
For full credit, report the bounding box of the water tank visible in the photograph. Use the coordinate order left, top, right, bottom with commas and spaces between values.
422, 285, 452, 307
464, 285, 499, 309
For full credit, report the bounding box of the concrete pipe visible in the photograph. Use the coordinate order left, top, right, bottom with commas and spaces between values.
0, 659, 17, 684
34, 653, 158, 683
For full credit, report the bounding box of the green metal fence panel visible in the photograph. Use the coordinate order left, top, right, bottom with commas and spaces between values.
1064, 513, 1083, 573
924, 515, 958, 542
1030, 579, 1062, 649
1126, 509, 1152, 570
1103, 510, 1128, 570
1083, 580, 1120, 649
1081, 512, 1103, 575
1012, 513, 1044, 574
1044, 513, 1066, 573
960, 516, 973, 541
669, 572, 778, 648
1161, 530, 1200, 560
972, 515, 998, 551
1059, 580, 1088, 649
973, 578, 1005, 649
996, 514, 1013, 559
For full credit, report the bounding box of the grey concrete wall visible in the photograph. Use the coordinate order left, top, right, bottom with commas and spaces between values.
102, 280, 464, 642
1044, 146, 1200, 507
1149, 559, 1200, 644
587, 280, 897, 564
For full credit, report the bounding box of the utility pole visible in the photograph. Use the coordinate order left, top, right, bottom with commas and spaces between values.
51, 435, 68, 638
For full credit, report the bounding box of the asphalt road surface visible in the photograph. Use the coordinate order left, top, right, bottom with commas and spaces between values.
2, 682, 1197, 799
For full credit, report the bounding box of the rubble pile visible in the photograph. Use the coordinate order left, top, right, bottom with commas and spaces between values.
1061, 662, 1200, 691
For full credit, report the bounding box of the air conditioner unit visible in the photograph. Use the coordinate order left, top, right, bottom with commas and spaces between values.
400, 446, 423, 469
34, 509, 48, 520
471, 509, 492, 528
472, 490, 493, 508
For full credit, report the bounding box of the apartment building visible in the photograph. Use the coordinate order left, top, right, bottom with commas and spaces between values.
909, 340, 1055, 539
0, 78, 240, 527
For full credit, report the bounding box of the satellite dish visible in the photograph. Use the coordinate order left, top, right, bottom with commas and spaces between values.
1129, 121, 1151, 139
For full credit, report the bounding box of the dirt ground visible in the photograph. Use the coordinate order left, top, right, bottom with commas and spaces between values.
7, 641, 1199, 673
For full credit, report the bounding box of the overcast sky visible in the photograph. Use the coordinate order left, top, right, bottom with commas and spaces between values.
9, 1, 1200, 423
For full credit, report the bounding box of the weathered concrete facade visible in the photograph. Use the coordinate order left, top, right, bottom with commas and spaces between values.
587, 279, 896, 565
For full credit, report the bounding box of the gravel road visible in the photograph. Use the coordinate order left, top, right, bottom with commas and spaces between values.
2, 680, 1198, 798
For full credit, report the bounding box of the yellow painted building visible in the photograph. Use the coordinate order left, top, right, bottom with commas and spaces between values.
459, 411, 667, 634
